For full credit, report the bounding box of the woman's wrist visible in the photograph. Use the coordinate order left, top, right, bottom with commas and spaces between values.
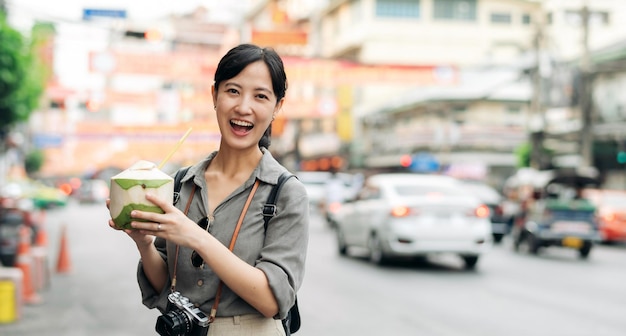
136, 237, 155, 253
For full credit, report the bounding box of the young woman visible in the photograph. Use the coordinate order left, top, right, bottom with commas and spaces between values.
108, 44, 309, 335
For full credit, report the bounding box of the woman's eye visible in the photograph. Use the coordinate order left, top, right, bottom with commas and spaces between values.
227, 88, 239, 94
257, 94, 269, 100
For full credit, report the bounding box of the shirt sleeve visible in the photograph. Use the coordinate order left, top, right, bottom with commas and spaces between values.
136, 236, 171, 313
255, 177, 310, 319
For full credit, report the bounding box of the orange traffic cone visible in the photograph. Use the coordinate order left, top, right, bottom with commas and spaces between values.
32, 220, 51, 290
55, 225, 72, 274
14, 226, 42, 305
34, 222, 48, 248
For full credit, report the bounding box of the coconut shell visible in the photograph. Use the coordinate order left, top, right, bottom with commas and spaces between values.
109, 160, 174, 229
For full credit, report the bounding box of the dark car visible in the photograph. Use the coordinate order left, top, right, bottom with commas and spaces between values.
75, 179, 110, 204
460, 180, 513, 243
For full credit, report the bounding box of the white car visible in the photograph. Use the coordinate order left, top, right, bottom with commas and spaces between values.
295, 171, 360, 210
334, 173, 492, 269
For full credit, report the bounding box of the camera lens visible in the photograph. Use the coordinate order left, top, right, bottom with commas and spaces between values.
155, 310, 192, 336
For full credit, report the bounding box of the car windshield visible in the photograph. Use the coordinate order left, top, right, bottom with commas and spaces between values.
459, 182, 502, 203
297, 172, 354, 187
394, 184, 465, 197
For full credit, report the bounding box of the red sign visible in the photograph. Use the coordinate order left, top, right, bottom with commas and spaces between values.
252, 30, 308, 46
90, 51, 457, 86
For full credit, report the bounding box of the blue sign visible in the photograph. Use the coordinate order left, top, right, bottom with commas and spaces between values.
409, 152, 439, 173
83, 9, 127, 21
33, 134, 63, 148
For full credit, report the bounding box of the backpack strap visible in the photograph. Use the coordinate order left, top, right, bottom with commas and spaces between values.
172, 166, 191, 205
263, 171, 295, 231
262, 171, 300, 335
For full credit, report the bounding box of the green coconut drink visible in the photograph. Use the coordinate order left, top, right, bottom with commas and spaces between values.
109, 160, 174, 229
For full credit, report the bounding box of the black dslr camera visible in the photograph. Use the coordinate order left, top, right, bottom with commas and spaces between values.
155, 291, 210, 336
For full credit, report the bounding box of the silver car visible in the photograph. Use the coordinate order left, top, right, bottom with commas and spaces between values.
334, 173, 492, 269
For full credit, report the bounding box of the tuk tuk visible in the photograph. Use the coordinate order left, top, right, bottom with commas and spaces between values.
511, 167, 602, 259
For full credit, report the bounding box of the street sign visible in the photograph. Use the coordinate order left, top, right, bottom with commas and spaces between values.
409, 153, 440, 173
33, 134, 63, 148
83, 8, 127, 21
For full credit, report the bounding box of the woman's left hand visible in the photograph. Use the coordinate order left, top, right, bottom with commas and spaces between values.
129, 193, 205, 248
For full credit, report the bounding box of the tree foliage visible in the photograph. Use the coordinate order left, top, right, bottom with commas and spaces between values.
515, 142, 531, 168
0, 14, 47, 132
24, 148, 44, 174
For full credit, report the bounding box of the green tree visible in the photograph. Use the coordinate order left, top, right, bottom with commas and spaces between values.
515, 142, 531, 168
24, 148, 44, 174
0, 14, 47, 133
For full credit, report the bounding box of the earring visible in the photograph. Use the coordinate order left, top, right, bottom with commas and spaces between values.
213, 106, 216, 110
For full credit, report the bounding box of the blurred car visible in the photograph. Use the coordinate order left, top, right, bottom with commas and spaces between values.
583, 188, 626, 244
75, 179, 110, 204
295, 171, 359, 213
333, 173, 492, 269
459, 180, 513, 243
3, 179, 68, 209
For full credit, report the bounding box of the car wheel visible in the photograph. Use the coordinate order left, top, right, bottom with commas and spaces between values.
462, 255, 479, 270
579, 242, 592, 259
336, 228, 348, 256
368, 234, 389, 266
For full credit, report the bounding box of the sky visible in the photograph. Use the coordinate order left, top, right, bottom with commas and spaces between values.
7, 0, 251, 29
5, 0, 252, 90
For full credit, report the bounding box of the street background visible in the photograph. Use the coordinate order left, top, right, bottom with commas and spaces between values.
2, 201, 626, 336
2, 1, 626, 335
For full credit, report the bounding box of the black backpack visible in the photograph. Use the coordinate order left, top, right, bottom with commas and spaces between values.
173, 168, 301, 335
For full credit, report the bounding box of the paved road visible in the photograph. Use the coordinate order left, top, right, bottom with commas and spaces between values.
2, 201, 626, 335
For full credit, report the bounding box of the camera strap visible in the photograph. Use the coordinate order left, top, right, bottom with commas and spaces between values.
209, 179, 260, 322
170, 183, 196, 291
170, 179, 261, 324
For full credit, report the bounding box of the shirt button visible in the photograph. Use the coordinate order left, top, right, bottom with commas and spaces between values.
197, 279, 204, 286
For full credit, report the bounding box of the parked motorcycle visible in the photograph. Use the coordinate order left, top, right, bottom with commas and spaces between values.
0, 197, 34, 267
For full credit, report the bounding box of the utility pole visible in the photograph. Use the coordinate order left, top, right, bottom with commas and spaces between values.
529, 22, 545, 169
579, 4, 593, 167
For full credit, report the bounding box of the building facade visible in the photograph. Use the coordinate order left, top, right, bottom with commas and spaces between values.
307, 0, 626, 186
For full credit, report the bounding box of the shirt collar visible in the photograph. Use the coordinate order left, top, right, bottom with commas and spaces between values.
180, 148, 287, 187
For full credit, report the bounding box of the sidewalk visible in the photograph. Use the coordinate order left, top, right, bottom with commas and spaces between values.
0, 202, 160, 336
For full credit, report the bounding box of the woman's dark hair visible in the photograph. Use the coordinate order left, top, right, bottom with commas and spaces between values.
214, 44, 288, 149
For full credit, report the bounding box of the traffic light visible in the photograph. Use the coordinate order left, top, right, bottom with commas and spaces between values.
617, 151, 626, 164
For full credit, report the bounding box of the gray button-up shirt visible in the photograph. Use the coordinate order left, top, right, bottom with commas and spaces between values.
137, 149, 309, 319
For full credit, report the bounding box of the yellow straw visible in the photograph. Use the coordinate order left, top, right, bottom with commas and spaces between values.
158, 127, 192, 169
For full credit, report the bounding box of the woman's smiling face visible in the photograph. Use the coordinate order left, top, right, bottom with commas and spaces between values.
212, 60, 283, 151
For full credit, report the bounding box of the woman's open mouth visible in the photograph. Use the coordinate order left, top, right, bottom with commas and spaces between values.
230, 119, 254, 134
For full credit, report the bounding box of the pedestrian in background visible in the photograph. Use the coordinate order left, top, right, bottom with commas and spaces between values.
321, 167, 346, 223
108, 43, 309, 335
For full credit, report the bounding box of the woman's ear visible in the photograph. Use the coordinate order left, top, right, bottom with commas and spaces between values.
273, 97, 284, 117
211, 85, 217, 107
